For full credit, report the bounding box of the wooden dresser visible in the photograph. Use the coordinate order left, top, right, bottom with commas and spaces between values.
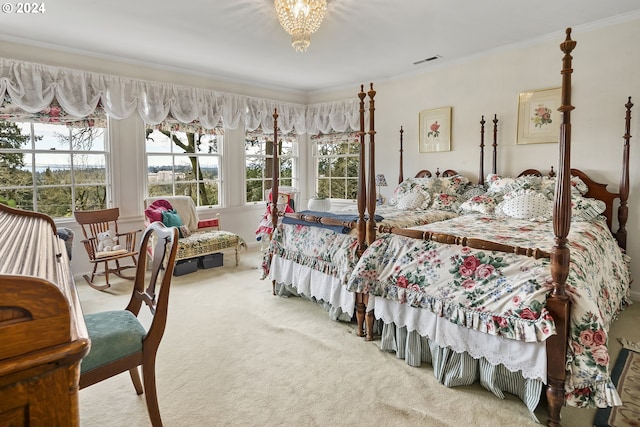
0, 204, 90, 427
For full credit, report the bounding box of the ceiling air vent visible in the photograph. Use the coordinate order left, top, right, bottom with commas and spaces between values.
413, 55, 442, 65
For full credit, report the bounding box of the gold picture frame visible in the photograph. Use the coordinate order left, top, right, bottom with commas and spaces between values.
517, 87, 561, 144
419, 107, 452, 152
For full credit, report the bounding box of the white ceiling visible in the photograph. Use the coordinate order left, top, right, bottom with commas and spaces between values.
1, 0, 640, 94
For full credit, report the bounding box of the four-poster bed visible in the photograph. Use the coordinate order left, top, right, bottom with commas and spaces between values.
264, 28, 633, 426
263, 90, 500, 336
344, 29, 633, 426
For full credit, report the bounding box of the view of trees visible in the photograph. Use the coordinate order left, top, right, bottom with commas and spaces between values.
315, 136, 359, 199
245, 137, 294, 203
0, 119, 107, 217
145, 129, 220, 207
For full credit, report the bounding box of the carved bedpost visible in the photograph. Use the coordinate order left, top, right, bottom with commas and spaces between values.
367, 83, 377, 246
546, 28, 576, 427
492, 114, 498, 175
399, 126, 404, 184
357, 85, 367, 257
479, 116, 485, 185
271, 109, 280, 296
355, 85, 368, 339
615, 97, 632, 250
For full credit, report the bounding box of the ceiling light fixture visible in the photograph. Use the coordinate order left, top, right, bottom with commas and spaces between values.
274, 0, 327, 53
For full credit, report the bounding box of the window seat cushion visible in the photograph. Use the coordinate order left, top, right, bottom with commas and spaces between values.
175, 230, 245, 261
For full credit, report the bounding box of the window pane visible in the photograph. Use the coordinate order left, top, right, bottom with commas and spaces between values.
0, 156, 33, 187
246, 157, 264, 180
347, 157, 359, 178
147, 155, 173, 184
76, 127, 105, 151
0, 188, 32, 210
174, 155, 196, 180
199, 181, 218, 206
330, 158, 345, 176
280, 158, 292, 178
280, 141, 294, 156
37, 186, 72, 218
73, 154, 106, 184
148, 183, 174, 198
74, 185, 107, 211
13, 122, 32, 149
245, 139, 264, 155
146, 129, 173, 153
196, 134, 219, 154
33, 123, 69, 150
246, 180, 263, 203
346, 178, 358, 199
198, 156, 219, 180
34, 153, 71, 185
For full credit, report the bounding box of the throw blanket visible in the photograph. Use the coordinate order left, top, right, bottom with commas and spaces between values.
282, 210, 384, 234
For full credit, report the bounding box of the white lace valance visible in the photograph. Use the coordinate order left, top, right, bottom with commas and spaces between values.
0, 57, 362, 135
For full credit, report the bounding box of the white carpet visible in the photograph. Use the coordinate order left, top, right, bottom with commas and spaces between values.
77, 247, 634, 427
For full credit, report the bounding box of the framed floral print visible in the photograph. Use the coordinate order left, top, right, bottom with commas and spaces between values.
517, 87, 561, 144
419, 107, 452, 153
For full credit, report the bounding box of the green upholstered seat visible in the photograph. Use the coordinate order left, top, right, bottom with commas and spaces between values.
81, 310, 147, 373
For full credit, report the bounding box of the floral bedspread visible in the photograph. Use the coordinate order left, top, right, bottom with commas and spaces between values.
261, 207, 458, 283
346, 214, 631, 408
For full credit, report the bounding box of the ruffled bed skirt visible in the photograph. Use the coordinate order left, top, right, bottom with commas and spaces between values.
269, 254, 355, 320
379, 321, 544, 423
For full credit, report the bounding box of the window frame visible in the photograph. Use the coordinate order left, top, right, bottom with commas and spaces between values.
0, 119, 111, 217
312, 132, 360, 201
144, 127, 223, 208
244, 132, 298, 205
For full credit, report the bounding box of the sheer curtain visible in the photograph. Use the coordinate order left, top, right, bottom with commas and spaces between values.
0, 58, 362, 136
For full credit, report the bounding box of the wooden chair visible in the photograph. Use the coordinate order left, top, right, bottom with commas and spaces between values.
79, 221, 179, 427
74, 207, 140, 290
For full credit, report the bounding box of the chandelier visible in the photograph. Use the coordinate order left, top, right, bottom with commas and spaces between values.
274, 0, 327, 53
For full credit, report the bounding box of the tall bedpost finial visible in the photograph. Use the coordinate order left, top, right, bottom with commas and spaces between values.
492, 114, 498, 175
479, 116, 485, 185
399, 126, 404, 184
616, 96, 633, 249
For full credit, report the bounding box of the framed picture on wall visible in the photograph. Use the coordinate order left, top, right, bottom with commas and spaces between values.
517, 87, 561, 144
419, 107, 452, 152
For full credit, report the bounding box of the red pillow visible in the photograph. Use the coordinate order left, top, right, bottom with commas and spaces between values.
145, 199, 173, 222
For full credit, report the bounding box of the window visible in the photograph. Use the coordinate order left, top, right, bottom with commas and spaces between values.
312, 132, 359, 200
245, 132, 298, 204
0, 119, 109, 217
145, 127, 222, 207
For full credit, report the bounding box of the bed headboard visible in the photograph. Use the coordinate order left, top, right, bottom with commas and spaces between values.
414, 169, 458, 178
401, 114, 498, 186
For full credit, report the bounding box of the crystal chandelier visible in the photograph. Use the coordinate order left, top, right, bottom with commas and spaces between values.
274, 0, 327, 53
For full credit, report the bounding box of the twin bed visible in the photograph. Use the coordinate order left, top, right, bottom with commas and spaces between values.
262, 29, 633, 426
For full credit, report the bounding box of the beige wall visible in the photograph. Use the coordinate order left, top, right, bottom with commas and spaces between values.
309, 18, 640, 300
1, 17, 638, 298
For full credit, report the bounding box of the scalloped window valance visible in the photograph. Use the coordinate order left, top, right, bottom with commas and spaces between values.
0, 58, 362, 135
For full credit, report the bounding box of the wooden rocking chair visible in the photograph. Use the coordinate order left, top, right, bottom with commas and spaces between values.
74, 207, 140, 291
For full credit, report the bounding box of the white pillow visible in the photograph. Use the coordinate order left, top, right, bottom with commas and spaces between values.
396, 191, 429, 210
496, 189, 552, 221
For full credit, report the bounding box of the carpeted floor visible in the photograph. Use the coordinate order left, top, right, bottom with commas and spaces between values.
76, 246, 640, 427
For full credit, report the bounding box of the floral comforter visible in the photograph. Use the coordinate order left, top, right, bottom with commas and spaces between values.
346, 214, 631, 408
262, 206, 458, 284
